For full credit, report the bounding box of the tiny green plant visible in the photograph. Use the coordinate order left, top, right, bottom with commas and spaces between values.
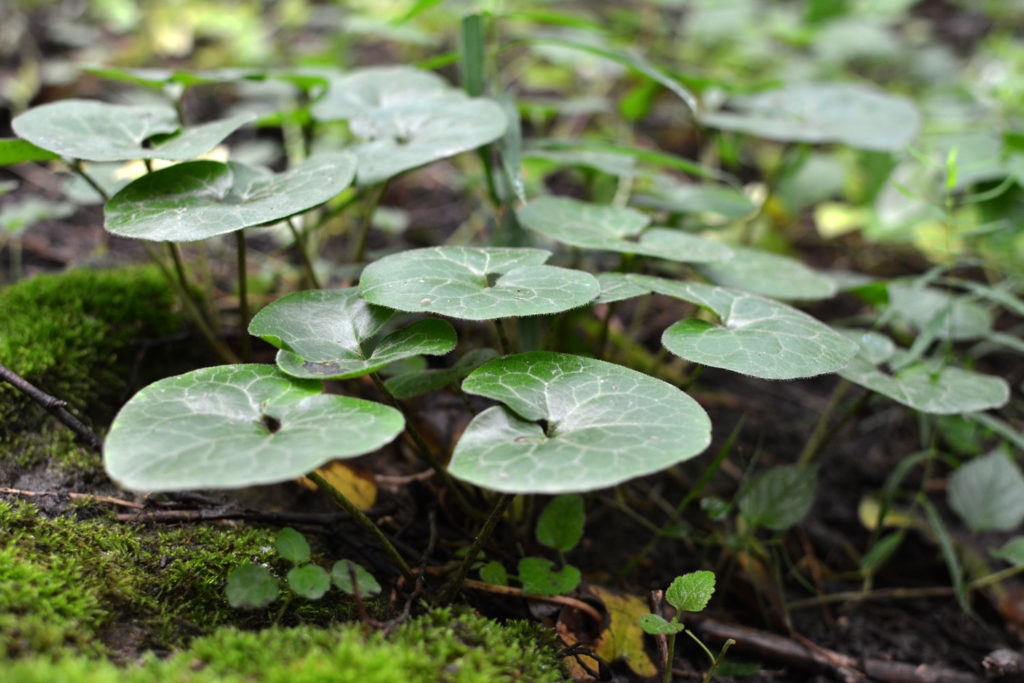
638, 571, 732, 683
227, 527, 379, 610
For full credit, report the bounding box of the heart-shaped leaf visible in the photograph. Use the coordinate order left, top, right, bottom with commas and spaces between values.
665, 570, 716, 612
105, 153, 356, 241
12, 99, 255, 162
383, 348, 499, 399
696, 246, 837, 300
630, 276, 858, 380
517, 557, 581, 596
449, 352, 711, 493
349, 98, 508, 184
359, 247, 599, 320
287, 565, 331, 600
517, 196, 733, 263
248, 288, 456, 380
701, 83, 920, 151
103, 364, 404, 491
312, 65, 453, 122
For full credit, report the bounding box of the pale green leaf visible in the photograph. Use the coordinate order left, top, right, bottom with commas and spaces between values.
12, 99, 255, 161
517, 196, 733, 263
103, 364, 404, 491
947, 449, 1024, 532
630, 276, 858, 379
665, 570, 715, 612
449, 352, 711, 494
885, 284, 992, 341
312, 65, 452, 121
248, 288, 456, 380
287, 565, 330, 600
276, 527, 310, 564
595, 272, 650, 304
701, 83, 920, 151
637, 614, 686, 635
739, 465, 818, 531
991, 538, 1024, 567
226, 564, 279, 609
105, 153, 356, 241
696, 246, 837, 300
359, 247, 599, 321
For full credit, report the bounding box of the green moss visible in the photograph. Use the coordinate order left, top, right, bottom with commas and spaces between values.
3, 608, 567, 682
0, 266, 181, 445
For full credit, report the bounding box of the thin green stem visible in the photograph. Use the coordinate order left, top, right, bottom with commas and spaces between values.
597, 301, 617, 359
438, 493, 513, 604
287, 218, 321, 289
798, 378, 850, 465
306, 470, 416, 584
799, 387, 869, 466
663, 631, 676, 683
477, 146, 502, 209
235, 231, 251, 362
702, 638, 735, 683
351, 182, 388, 263
492, 319, 511, 356
69, 160, 109, 202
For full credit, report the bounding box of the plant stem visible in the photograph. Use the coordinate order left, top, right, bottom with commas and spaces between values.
234, 231, 252, 362
287, 218, 321, 289
306, 470, 416, 584
492, 318, 511, 355
799, 382, 869, 465
797, 378, 850, 465
438, 493, 513, 604
144, 243, 238, 364
597, 301, 617, 359
702, 638, 735, 683
351, 182, 387, 263
69, 160, 109, 202
663, 631, 676, 683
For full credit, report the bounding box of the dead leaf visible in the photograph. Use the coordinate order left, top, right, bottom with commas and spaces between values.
299, 461, 377, 510
588, 585, 658, 678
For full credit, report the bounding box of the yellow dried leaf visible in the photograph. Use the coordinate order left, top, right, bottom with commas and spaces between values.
299, 461, 377, 510
588, 585, 657, 678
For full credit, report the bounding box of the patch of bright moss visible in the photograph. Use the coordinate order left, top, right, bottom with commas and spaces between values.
0, 499, 283, 657
3, 608, 567, 682
0, 266, 181, 445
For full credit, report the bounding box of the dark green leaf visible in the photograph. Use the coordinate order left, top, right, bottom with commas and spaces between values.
226, 564, 279, 609
536, 494, 585, 553
276, 527, 310, 564
517, 557, 581, 596
287, 565, 330, 600
739, 465, 818, 531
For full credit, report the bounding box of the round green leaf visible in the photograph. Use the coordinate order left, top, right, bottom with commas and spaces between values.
331, 559, 382, 596
536, 494, 585, 553
359, 247, 599, 321
696, 246, 837, 300
665, 570, 716, 613
947, 449, 1024, 532
517, 196, 732, 263
12, 99, 255, 162
226, 564, 279, 609
287, 565, 331, 600
517, 557, 581, 596
837, 333, 1009, 414
700, 83, 920, 151
632, 276, 858, 380
449, 352, 711, 494
349, 97, 508, 184
103, 364, 404, 491
248, 288, 456, 380
104, 153, 356, 241
739, 465, 818, 531
312, 65, 452, 122
276, 527, 310, 564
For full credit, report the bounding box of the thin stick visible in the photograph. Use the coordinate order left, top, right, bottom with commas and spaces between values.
235, 231, 251, 362
0, 364, 102, 450
351, 182, 387, 263
439, 493, 513, 604
287, 218, 321, 289
69, 160, 109, 201
492, 319, 511, 356
306, 471, 416, 583
461, 578, 604, 623
0, 487, 142, 508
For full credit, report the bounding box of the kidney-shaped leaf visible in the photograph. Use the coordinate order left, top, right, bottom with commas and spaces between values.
696, 246, 837, 300
12, 99, 255, 162
701, 83, 920, 152
349, 97, 508, 184
947, 449, 1024, 532
630, 276, 858, 379
517, 196, 732, 263
885, 284, 992, 341
105, 153, 356, 241
312, 65, 452, 122
103, 364, 403, 491
248, 288, 456, 380
360, 247, 599, 320
449, 352, 711, 494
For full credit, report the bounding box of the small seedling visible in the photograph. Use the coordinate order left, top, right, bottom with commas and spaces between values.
226, 527, 379, 609
638, 570, 733, 683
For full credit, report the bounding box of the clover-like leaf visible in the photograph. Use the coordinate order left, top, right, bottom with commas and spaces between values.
359, 247, 599, 321
517, 196, 732, 263
104, 153, 356, 242
331, 559, 382, 596
637, 613, 686, 635
947, 449, 1024, 532
12, 99, 255, 162
384, 348, 499, 399
275, 527, 311, 564
349, 98, 508, 184
312, 65, 453, 122
103, 364, 404, 491
665, 571, 715, 612
517, 557, 581, 596
630, 276, 858, 380
248, 288, 456, 380
287, 565, 331, 600
226, 564, 279, 609
696, 246, 837, 300
449, 352, 711, 494
701, 83, 920, 151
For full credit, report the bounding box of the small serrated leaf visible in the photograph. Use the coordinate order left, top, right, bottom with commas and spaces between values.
287, 565, 331, 600
276, 527, 310, 564
637, 613, 686, 635
665, 570, 715, 612
226, 564, 279, 609
739, 465, 818, 531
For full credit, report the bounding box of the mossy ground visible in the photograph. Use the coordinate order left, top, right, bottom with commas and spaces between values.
1, 266, 567, 681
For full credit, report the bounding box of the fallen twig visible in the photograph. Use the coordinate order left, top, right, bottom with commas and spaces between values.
461, 578, 605, 624
0, 487, 143, 508
0, 363, 102, 450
